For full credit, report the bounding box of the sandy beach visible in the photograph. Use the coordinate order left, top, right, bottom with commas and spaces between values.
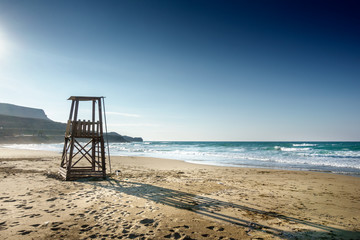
0, 147, 359, 240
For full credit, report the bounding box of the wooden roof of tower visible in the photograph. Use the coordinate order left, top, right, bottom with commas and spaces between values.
68, 96, 105, 101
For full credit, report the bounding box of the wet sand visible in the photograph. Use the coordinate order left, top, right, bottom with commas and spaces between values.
0, 147, 359, 239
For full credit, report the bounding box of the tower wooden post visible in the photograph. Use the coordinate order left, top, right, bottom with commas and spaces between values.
59, 96, 107, 180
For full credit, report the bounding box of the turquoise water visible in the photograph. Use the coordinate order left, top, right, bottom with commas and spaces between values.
3, 141, 360, 176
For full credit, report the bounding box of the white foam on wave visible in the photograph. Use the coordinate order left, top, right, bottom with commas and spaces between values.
110, 143, 360, 169
2, 143, 63, 152
275, 146, 311, 152
306, 151, 360, 158
293, 143, 317, 147
2, 142, 360, 173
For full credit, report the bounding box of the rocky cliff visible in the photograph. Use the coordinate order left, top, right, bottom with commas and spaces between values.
0, 103, 50, 120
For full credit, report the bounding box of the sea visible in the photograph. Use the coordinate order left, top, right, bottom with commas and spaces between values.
2, 141, 360, 177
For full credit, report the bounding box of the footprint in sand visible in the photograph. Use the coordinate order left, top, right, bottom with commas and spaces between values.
44, 209, 55, 213
20, 213, 41, 218
88, 234, 98, 239
89, 210, 97, 215
51, 222, 63, 227
0, 221, 7, 230
79, 224, 93, 233
128, 233, 142, 239
183, 236, 196, 240
164, 232, 182, 239
174, 225, 190, 229
139, 218, 155, 226
206, 226, 225, 232
10, 221, 20, 227
18, 230, 32, 235
0, 208, 7, 214
46, 197, 57, 202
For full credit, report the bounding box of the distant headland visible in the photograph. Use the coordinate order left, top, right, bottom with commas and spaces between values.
0, 103, 143, 144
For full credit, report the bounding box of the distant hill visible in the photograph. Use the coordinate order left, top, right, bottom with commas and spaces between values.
0, 114, 66, 143
122, 135, 143, 142
0, 103, 50, 120
107, 132, 143, 142
0, 103, 143, 143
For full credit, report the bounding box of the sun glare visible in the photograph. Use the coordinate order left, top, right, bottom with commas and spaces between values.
0, 40, 5, 58
0, 40, 5, 56
0, 28, 8, 59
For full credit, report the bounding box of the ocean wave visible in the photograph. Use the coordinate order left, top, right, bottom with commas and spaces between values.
2, 141, 360, 175
275, 146, 311, 152
293, 143, 317, 147
2, 143, 63, 152
299, 150, 360, 159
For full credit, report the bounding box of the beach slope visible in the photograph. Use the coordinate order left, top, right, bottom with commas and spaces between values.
0, 148, 359, 239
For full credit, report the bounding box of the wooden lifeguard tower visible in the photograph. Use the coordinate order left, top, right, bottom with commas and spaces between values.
59, 96, 109, 180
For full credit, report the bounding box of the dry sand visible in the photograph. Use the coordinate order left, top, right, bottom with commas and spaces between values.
0, 147, 359, 239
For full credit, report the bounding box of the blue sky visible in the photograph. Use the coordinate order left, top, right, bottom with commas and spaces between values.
0, 0, 359, 141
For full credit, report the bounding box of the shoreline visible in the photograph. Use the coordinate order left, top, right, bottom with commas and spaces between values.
1, 148, 360, 239
1, 144, 360, 177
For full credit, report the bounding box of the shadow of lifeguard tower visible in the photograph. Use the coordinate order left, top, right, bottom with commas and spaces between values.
59, 96, 109, 180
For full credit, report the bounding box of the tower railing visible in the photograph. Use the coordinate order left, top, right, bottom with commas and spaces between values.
65, 120, 101, 138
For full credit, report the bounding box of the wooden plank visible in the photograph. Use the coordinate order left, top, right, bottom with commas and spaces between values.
69, 100, 75, 121
70, 167, 93, 170
65, 120, 72, 137
92, 100, 96, 138
69, 172, 103, 175
72, 121, 77, 136
81, 120, 85, 137
86, 120, 90, 136
68, 171, 103, 175
58, 167, 67, 179
68, 96, 104, 101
